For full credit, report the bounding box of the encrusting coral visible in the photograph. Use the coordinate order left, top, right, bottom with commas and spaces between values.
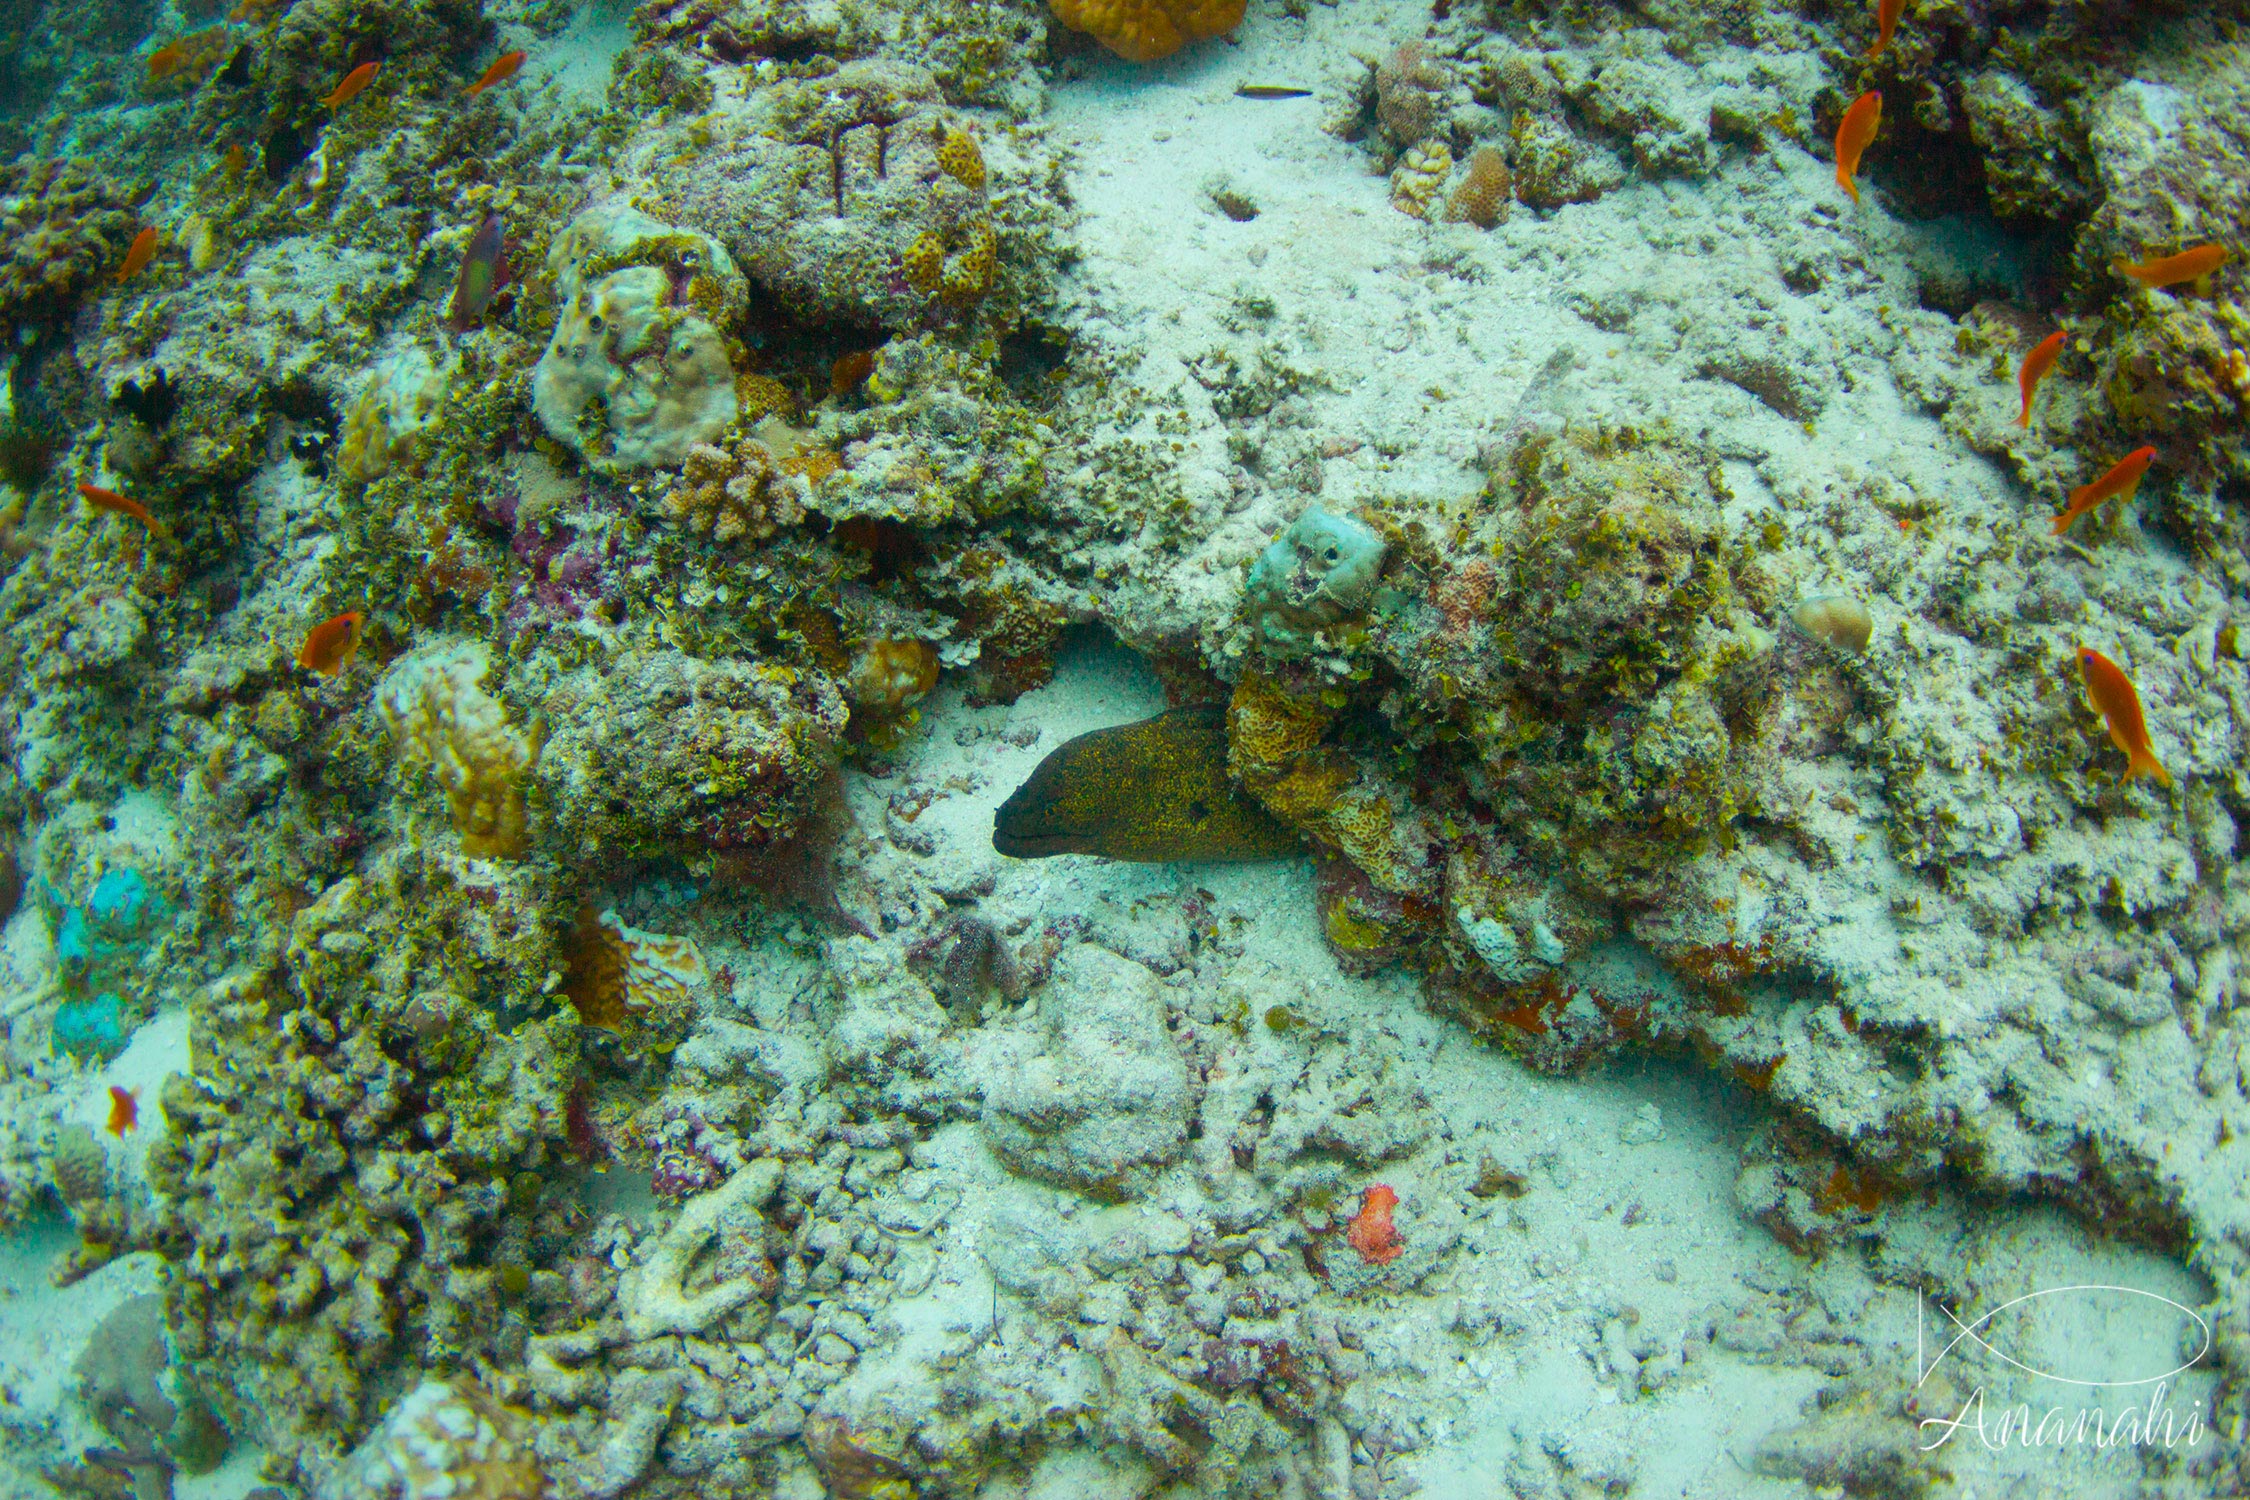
0, 159, 142, 332
376, 642, 542, 860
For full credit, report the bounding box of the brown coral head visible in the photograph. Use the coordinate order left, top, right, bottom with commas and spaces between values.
1048, 0, 1246, 63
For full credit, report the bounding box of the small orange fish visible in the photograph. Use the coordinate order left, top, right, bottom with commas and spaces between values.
2113, 244, 2229, 291
77, 481, 164, 535
322, 60, 379, 109
297, 610, 365, 675
1835, 91, 1882, 205
2015, 328, 2066, 428
2078, 647, 2170, 786
106, 1085, 138, 1137
222, 143, 247, 176
464, 50, 526, 96
115, 226, 159, 283
2052, 446, 2156, 535
1868, 0, 1904, 57
146, 41, 189, 79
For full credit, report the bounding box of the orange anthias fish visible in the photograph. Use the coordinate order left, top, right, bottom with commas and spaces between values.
2113, 244, 2230, 290
106, 1085, 138, 1137
297, 610, 365, 675
2078, 647, 2170, 786
2015, 328, 2067, 427
1868, 0, 1904, 57
464, 50, 526, 96
147, 41, 190, 79
77, 481, 165, 535
1835, 91, 1882, 205
114, 226, 158, 282
322, 60, 379, 109
2053, 446, 2157, 535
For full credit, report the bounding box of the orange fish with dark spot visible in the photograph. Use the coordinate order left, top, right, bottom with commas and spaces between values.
115, 227, 159, 282
2113, 244, 2229, 291
2015, 328, 2066, 427
322, 60, 379, 109
464, 50, 526, 96
2078, 647, 2170, 787
297, 610, 365, 675
1867, 0, 1904, 57
106, 1085, 138, 1137
2052, 446, 2156, 535
1834, 91, 1881, 205
77, 481, 166, 536
146, 41, 190, 79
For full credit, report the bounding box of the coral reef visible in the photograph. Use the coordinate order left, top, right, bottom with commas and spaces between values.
318, 1378, 544, 1500
0, 159, 140, 333
661, 438, 806, 546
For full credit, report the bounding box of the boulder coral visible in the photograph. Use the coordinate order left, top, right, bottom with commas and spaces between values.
677, 61, 998, 330
1047, 0, 1245, 62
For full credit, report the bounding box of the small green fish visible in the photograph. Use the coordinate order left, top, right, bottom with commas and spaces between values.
1235, 84, 1314, 99
993, 706, 1300, 862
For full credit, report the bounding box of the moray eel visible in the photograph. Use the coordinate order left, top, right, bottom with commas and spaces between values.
993, 706, 1301, 862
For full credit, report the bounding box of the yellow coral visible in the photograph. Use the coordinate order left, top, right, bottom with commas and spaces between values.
377, 644, 541, 859
848, 638, 940, 715
937, 126, 986, 191
1446, 146, 1511, 228
737, 371, 797, 424
1049, 0, 1245, 61
903, 231, 945, 294
944, 219, 998, 301
662, 437, 805, 544
1390, 141, 1454, 221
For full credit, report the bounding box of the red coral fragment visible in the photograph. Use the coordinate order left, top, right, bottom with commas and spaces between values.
1345, 1183, 1405, 1266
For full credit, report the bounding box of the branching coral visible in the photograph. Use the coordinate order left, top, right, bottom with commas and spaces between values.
661, 437, 807, 545
376, 642, 542, 859
1047, 0, 1245, 62
616, 1159, 782, 1340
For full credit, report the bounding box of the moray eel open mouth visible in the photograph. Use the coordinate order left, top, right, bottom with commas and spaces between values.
992, 705, 1300, 862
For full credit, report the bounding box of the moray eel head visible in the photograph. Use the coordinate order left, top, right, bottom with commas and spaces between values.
993, 705, 1300, 862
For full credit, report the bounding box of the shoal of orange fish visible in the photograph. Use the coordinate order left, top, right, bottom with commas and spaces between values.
2113, 244, 2230, 290
77, 481, 165, 535
106, 1085, 138, 1136
2015, 329, 2066, 427
464, 50, 527, 96
297, 610, 365, 675
1867, 0, 1904, 57
2052, 446, 2156, 535
1835, 91, 1881, 205
322, 60, 379, 109
2077, 647, 2170, 787
114, 226, 158, 283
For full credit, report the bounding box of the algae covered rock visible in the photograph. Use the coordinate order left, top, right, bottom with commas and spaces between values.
976, 943, 1191, 1200
532, 203, 747, 473
677, 60, 996, 329
536, 648, 847, 859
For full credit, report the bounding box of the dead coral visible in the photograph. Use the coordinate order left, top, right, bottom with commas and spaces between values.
0, 160, 141, 331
